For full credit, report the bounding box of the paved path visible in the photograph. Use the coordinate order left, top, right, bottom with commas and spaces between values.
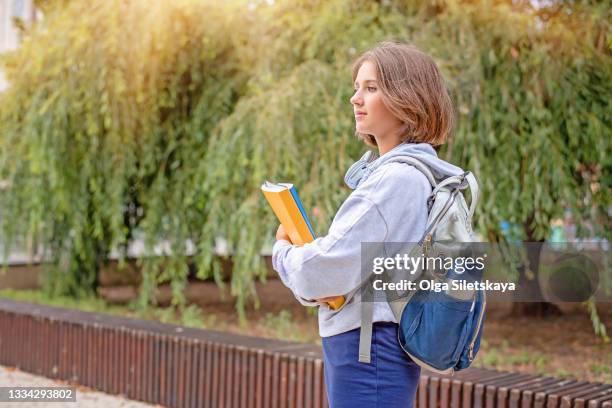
0, 366, 160, 407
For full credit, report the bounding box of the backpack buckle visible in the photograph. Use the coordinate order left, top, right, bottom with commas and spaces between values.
456, 171, 471, 189
423, 233, 433, 256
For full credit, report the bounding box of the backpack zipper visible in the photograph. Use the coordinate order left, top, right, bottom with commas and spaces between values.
468, 292, 486, 361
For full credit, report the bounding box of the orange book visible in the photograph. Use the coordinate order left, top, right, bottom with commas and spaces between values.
261, 181, 345, 310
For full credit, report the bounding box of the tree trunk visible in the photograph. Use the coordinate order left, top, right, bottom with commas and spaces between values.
510, 214, 562, 317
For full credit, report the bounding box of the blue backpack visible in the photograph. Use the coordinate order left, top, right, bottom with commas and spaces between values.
357, 156, 486, 375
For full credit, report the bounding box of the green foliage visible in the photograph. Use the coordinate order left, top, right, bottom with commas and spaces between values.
586, 298, 609, 342
0, 0, 251, 303
404, 0, 611, 242
0, 288, 120, 314
0, 287, 213, 329
260, 309, 311, 342
0, 0, 609, 320
590, 363, 612, 375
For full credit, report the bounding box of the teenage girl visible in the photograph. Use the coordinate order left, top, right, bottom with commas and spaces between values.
272, 41, 466, 408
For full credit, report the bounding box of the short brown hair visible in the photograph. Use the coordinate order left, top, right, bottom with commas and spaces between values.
351, 41, 455, 147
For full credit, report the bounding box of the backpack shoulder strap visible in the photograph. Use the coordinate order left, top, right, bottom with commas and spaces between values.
389, 157, 478, 221
431, 171, 479, 222
357, 156, 436, 364
386, 156, 438, 188
358, 298, 374, 363
464, 172, 479, 221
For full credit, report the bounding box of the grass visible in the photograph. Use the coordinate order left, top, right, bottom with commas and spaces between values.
476, 344, 549, 374
0, 288, 317, 343
0, 288, 212, 330
473, 338, 610, 382
0, 288, 122, 314
260, 310, 313, 343
590, 363, 612, 375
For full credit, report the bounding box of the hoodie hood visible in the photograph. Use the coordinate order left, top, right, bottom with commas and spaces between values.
344, 142, 464, 190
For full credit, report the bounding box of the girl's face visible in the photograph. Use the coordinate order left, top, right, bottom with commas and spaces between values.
350, 60, 402, 142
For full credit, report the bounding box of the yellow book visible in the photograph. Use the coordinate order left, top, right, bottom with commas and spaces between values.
261, 181, 345, 310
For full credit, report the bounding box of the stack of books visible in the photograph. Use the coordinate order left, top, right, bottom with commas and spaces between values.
261, 181, 345, 310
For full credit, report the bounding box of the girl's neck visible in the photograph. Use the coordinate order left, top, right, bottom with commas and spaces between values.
377, 140, 404, 156
375, 132, 403, 156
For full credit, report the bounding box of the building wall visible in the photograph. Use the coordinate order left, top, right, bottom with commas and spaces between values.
0, 1, 38, 264
0, 0, 37, 91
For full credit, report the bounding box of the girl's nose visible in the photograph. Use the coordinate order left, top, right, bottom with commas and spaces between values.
350, 91, 362, 106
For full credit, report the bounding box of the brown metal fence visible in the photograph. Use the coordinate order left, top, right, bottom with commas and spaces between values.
0, 298, 610, 407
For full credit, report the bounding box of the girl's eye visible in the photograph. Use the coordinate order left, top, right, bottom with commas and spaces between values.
353, 86, 377, 92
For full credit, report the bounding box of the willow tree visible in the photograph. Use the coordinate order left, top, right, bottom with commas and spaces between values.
417, 0, 611, 318
201, 0, 610, 322
0, 0, 609, 325
0, 0, 253, 304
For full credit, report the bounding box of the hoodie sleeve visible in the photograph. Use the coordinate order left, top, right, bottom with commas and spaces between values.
271, 193, 388, 301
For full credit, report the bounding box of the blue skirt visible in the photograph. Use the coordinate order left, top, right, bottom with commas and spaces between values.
322, 322, 421, 408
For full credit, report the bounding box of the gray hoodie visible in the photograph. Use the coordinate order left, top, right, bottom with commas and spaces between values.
272, 142, 464, 337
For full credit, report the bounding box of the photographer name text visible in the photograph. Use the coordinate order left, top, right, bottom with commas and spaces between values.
372, 279, 516, 292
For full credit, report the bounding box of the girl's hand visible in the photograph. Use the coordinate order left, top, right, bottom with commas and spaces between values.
275, 224, 338, 305
275, 224, 291, 242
